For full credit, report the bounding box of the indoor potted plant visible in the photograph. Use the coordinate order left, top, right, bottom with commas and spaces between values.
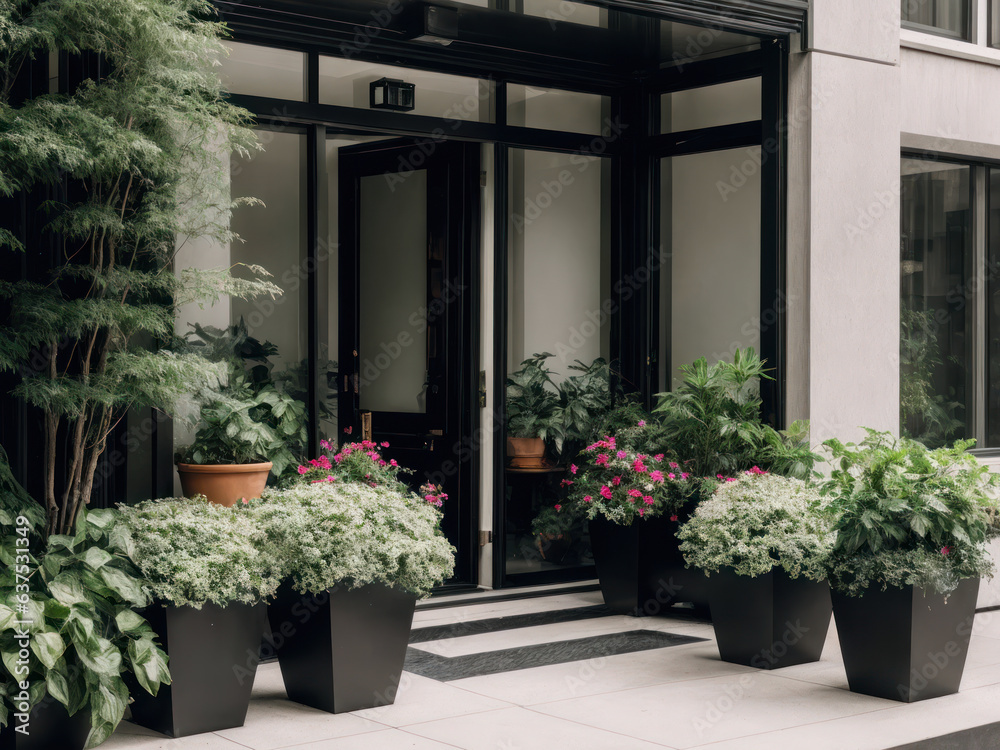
116, 498, 283, 736
820, 430, 999, 702
257, 444, 455, 714
505, 353, 559, 468
0, 504, 170, 750
678, 471, 835, 668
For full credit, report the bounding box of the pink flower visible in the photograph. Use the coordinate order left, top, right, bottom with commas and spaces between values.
612, 475, 622, 486
599, 485, 613, 500
370, 481, 378, 488
333, 454, 343, 464
326, 475, 336, 482
725, 477, 737, 482
633, 458, 647, 473
941, 546, 952, 556
638, 508, 645, 517
681, 472, 690, 480
668, 473, 676, 480
649, 470, 664, 482
379, 460, 387, 466
669, 462, 679, 469
627, 489, 643, 498
583, 495, 592, 503
241, 497, 249, 505
617, 450, 627, 459
570, 464, 578, 475
595, 454, 609, 467
381, 441, 390, 448
297, 465, 309, 475
425, 495, 437, 502
643, 496, 654, 505
670, 514, 679, 522
638, 420, 646, 427
554, 504, 562, 511
344, 425, 353, 434
389, 459, 398, 467
654, 454, 665, 462
320, 439, 332, 451
560, 479, 574, 487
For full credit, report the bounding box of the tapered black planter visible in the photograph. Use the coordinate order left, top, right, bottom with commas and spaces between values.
832, 577, 980, 702
127, 601, 267, 737
267, 582, 417, 714
0, 701, 89, 750
589, 514, 711, 617
708, 568, 832, 669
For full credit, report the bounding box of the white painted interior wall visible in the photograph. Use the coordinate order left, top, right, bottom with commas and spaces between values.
666, 147, 762, 386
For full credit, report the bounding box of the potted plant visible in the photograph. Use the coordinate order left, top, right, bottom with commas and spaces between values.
0, 503, 170, 750
505, 354, 559, 468
256, 442, 455, 714
567, 431, 712, 615
820, 430, 999, 702
678, 471, 835, 668
174, 353, 306, 506
116, 498, 283, 736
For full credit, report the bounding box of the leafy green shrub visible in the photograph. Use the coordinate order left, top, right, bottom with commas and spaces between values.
678, 472, 834, 580
653, 348, 817, 479
292, 439, 413, 492
506, 353, 559, 440
116, 498, 284, 609
0, 509, 169, 748
256, 483, 455, 597
820, 430, 1000, 596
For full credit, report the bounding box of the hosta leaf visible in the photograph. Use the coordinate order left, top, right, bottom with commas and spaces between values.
30, 631, 66, 670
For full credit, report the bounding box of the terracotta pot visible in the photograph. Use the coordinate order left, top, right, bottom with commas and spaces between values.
176, 462, 272, 507
506, 437, 546, 468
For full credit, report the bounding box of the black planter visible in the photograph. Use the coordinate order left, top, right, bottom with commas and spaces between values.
832, 577, 980, 702
589, 514, 711, 617
708, 567, 832, 669
0, 701, 89, 750
127, 601, 267, 737
267, 582, 417, 714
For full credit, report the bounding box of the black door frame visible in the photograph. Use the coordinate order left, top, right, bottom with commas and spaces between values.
337, 137, 482, 589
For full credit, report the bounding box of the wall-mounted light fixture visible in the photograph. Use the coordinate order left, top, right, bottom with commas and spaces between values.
369, 78, 416, 112
407, 5, 459, 46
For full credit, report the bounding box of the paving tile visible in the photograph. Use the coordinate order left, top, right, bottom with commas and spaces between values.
531, 670, 894, 748
212, 698, 384, 750
105, 726, 249, 750
695, 681, 1000, 750
451, 640, 756, 705
352, 673, 513, 727
405, 706, 676, 750
291, 728, 462, 749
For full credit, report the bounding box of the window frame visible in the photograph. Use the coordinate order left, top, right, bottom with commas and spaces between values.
901, 0, 973, 42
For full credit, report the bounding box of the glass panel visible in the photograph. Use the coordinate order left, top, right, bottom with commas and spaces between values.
358, 172, 429, 414
507, 85, 608, 135
220, 42, 307, 101
522, 0, 606, 27
505, 148, 611, 582
900, 159, 972, 448
901, 0, 969, 39
987, 169, 1000, 445
993, 0, 1000, 47
660, 148, 761, 390
318, 57, 492, 122
661, 78, 761, 134
660, 20, 762, 64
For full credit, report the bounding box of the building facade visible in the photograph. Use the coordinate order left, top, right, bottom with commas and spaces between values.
5, 0, 1000, 601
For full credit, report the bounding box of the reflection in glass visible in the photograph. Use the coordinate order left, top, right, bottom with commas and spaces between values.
987, 170, 1000, 445
901, 0, 969, 39
900, 159, 972, 447
507, 85, 608, 136
661, 78, 761, 134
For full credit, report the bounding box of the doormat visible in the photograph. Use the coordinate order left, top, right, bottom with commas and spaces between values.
404, 629, 707, 681
409, 604, 613, 643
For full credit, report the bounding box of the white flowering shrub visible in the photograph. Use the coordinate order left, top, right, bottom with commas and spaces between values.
257, 482, 455, 597
117, 498, 284, 608
678, 473, 834, 581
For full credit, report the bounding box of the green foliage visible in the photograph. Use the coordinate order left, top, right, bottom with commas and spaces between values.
900, 305, 964, 448
820, 429, 1000, 596
653, 348, 818, 479
0, 508, 169, 748
0, 0, 278, 534
116, 498, 284, 609
256, 483, 456, 598
174, 321, 307, 478
678, 473, 834, 581
506, 353, 559, 440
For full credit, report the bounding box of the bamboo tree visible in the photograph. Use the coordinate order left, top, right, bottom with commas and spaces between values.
0, 0, 278, 534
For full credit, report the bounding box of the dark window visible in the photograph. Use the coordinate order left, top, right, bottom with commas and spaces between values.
902, 0, 970, 40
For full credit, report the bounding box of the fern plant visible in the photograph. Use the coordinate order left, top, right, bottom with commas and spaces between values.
0, 0, 281, 534
820, 429, 1000, 596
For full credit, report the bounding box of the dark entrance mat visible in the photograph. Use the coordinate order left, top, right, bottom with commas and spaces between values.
889, 723, 1000, 750
409, 605, 613, 643
404, 629, 707, 681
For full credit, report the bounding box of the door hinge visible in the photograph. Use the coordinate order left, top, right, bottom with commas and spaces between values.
480, 170, 487, 188
478, 530, 493, 547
